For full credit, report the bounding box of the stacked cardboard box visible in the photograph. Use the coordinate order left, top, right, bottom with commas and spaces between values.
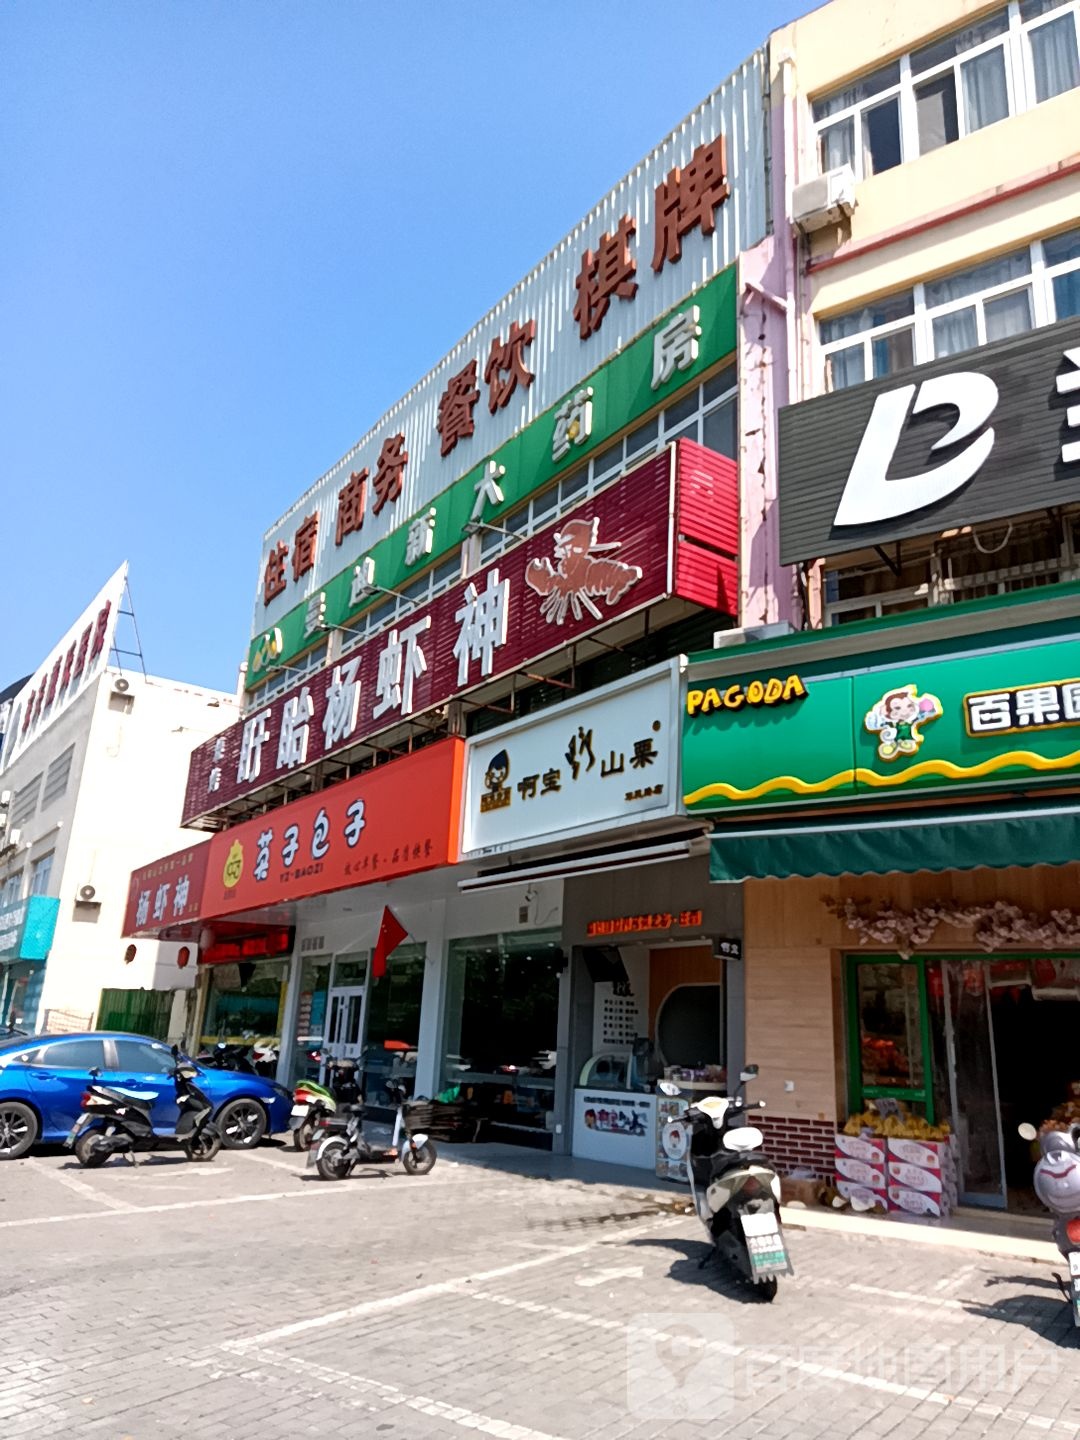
833, 1132, 888, 1211
885, 1137, 957, 1218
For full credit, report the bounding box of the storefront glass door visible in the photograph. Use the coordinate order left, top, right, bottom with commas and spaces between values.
941, 960, 1006, 1208
325, 985, 366, 1063
847, 955, 1008, 1209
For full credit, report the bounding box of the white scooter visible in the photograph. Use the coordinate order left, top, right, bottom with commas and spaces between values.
659, 1064, 792, 1300
1019, 1120, 1080, 1326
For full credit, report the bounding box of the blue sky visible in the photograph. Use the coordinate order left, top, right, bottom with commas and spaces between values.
2, 1, 809, 694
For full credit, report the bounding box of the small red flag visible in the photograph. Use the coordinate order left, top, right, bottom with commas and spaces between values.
372, 906, 408, 979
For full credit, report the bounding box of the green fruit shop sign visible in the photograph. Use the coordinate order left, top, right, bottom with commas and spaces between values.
682, 636, 1080, 813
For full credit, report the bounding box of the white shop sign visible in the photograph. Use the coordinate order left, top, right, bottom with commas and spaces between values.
461, 662, 680, 858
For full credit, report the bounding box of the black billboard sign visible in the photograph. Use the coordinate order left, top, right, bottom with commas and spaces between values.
777, 315, 1080, 564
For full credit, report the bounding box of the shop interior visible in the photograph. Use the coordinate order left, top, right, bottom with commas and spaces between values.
849, 954, 1080, 1210
573, 940, 726, 1170
439, 929, 563, 1146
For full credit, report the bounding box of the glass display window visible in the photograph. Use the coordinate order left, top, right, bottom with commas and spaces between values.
441, 930, 563, 1135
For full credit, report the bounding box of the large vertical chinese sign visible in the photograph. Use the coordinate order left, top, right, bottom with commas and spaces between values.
186, 440, 737, 824
2, 565, 127, 770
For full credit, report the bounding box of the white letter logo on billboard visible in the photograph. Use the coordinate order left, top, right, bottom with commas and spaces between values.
834, 372, 999, 527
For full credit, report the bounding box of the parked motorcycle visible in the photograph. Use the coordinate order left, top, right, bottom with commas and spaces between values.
1019, 1119, 1080, 1326
659, 1064, 791, 1300
310, 1080, 436, 1180
197, 1041, 257, 1075
196, 1037, 278, 1079
65, 1050, 222, 1167
289, 1077, 337, 1150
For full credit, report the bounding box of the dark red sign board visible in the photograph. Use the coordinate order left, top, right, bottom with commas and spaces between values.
124, 841, 211, 937
183, 440, 737, 824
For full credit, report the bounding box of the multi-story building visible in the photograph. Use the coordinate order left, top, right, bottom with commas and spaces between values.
128, 0, 1080, 1204
126, 49, 772, 1161
0, 567, 237, 1038
682, 0, 1080, 1210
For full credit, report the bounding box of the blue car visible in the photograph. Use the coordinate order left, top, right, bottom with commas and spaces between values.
0, 1030, 293, 1160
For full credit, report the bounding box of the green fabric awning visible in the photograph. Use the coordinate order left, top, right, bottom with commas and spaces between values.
708, 799, 1080, 882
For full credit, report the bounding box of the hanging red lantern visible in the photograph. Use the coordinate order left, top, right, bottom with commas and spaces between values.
123, 944, 137, 965
177, 946, 191, 969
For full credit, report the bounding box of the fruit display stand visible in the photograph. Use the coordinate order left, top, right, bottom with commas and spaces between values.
838, 1103, 956, 1218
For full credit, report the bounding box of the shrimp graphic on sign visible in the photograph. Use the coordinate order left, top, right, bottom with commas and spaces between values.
524, 518, 642, 625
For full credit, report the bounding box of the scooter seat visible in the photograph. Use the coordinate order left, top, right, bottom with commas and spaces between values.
344, 1103, 366, 1116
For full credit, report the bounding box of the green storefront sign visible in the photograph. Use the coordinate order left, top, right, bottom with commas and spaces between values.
248, 265, 737, 687
683, 634, 1080, 813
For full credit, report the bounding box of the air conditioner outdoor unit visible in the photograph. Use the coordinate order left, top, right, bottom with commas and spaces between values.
5, 828, 21, 850
77, 884, 99, 904
112, 676, 131, 695
0, 790, 10, 807
792, 165, 856, 233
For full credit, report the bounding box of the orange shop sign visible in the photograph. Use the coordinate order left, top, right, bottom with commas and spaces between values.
202, 738, 465, 919
586, 910, 703, 938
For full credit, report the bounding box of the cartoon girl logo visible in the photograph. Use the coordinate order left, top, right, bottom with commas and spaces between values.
864, 683, 942, 761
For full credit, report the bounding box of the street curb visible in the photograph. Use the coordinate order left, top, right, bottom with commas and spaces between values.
778, 1202, 1061, 1264
434, 1148, 1062, 1265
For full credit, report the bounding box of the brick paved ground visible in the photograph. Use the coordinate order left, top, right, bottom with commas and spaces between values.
1, 1139, 1078, 1440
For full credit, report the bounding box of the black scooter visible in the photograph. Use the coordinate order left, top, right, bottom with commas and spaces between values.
659, 1064, 792, 1300
65, 1049, 222, 1167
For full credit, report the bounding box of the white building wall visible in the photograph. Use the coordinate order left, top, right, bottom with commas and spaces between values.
0, 668, 237, 1027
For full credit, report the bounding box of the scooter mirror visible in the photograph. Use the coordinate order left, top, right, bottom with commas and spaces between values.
657, 1080, 682, 1097
739, 1068, 758, 1083
171, 1044, 180, 1059
1018, 1122, 1038, 1142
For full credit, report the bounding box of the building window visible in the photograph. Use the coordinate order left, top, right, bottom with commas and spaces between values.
10, 775, 41, 828
911, 8, 1012, 152
820, 226, 1080, 388
823, 510, 1080, 625
813, 62, 904, 181
42, 746, 74, 808
469, 367, 737, 572
0, 871, 22, 907
813, 2, 1080, 178
1024, 0, 1080, 100
30, 852, 54, 897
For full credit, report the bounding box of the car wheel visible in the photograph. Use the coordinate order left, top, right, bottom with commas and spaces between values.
0, 1101, 38, 1160
217, 1099, 268, 1149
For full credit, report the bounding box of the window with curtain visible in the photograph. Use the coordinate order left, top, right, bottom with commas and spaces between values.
1026, 7, 1080, 101
819, 228, 1080, 386
812, 61, 902, 181
961, 46, 1010, 131
814, 3, 1080, 183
